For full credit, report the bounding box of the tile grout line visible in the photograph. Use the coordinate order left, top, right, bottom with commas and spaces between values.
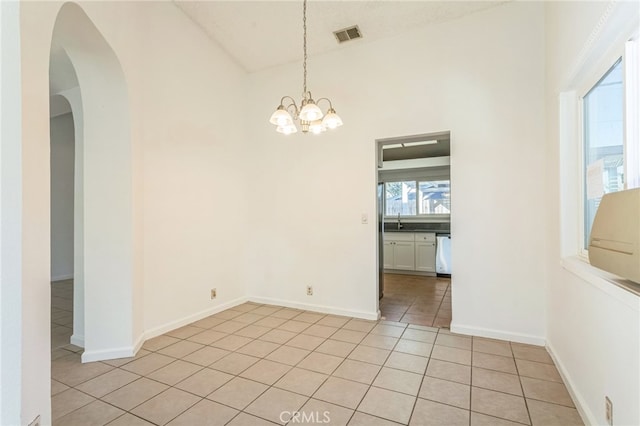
406, 327, 439, 426
60, 315, 429, 423
348, 322, 405, 417
512, 340, 534, 426
54, 304, 273, 423
53, 284, 578, 426
144, 308, 325, 425
59, 334, 537, 420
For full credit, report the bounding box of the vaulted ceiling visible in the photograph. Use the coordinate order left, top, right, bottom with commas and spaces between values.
174, 1, 508, 73
49, 1, 510, 116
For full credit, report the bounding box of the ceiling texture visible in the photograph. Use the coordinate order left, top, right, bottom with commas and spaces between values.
48, 1, 508, 116
174, 1, 508, 73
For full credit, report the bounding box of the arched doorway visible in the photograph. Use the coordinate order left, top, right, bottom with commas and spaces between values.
49, 2, 138, 363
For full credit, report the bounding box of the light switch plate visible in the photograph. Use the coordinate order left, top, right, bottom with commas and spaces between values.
361, 214, 368, 224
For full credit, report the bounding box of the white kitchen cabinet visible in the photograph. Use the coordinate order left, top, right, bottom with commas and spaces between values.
384, 232, 437, 273
394, 241, 416, 270
383, 233, 416, 271
415, 233, 436, 272
383, 241, 395, 269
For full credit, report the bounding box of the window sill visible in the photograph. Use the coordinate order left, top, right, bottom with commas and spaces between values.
561, 256, 640, 309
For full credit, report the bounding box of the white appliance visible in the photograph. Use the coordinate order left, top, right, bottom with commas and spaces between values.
436, 235, 451, 274
589, 188, 640, 283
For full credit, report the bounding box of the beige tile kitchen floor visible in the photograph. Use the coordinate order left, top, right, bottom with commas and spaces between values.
51, 282, 582, 425
380, 273, 452, 327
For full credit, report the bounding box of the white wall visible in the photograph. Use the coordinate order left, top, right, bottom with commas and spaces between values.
1, 1, 24, 424
544, 2, 640, 425
17, 1, 248, 423
13, 1, 639, 424
131, 2, 250, 334
53, 2, 139, 363
50, 112, 74, 281
246, 2, 547, 339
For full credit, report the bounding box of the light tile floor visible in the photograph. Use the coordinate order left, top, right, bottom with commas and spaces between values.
51, 279, 74, 351
51, 282, 583, 425
380, 274, 452, 327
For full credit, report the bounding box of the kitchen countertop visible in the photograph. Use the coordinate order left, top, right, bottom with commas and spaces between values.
383, 223, 450, 234
385, 228, 450, 234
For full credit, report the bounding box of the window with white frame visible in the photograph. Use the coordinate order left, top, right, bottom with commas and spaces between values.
384, 180, 451, 217
579, 39, 640, 253
581, 59, 624, 248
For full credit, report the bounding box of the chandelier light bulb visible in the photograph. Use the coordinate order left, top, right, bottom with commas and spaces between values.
269, 106, 293, 126
321, 108, 343, 130
309, 120, 324, 134
299, 101, 323, 122
276, 124, 297, 135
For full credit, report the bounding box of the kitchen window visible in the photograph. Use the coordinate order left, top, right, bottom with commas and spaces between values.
385, 180, 450, 217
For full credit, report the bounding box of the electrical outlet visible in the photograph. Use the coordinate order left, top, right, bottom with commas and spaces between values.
306, 285, 313, 296
605, 396, 613, 426
210, 288, 217, 299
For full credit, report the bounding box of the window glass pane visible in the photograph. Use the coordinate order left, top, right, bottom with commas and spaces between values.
583, 59, 624, 248
385, 181, 416, 215
419, 180, 451, 214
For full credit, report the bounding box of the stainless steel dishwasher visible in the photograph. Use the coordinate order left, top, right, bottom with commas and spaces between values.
436, 234, 451, 275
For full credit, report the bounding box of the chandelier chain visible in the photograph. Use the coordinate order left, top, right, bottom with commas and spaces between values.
302, 0, 307, 96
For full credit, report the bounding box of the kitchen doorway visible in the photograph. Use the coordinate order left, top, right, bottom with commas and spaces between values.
375, 132, 452, 328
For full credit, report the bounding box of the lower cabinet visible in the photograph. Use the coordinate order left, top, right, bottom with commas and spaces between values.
393, 241, 416, 270
383, 233, 415, 270
384, 232, 436, 273
383, 241, 395, 269
383, 240, 415, 270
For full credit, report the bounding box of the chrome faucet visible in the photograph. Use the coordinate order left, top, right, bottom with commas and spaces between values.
397, 213, 403, 230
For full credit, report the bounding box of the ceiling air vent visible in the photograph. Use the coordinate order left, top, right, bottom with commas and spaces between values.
333, 25, 362, 43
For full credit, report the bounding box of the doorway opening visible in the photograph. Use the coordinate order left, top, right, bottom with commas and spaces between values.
48, 2, 138, 366
375, 132, 452, 328
50, 95, 79, 355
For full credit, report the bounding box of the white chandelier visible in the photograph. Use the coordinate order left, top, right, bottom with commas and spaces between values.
269, 0, 343, 135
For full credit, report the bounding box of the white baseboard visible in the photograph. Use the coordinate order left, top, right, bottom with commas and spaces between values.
51, 274, 73, 282
79, 297, 248, 362
249, 296, 379, 321
70, 334, 84, 348
546, 341, 595, 426
142, 296, 250, 341
450, 322, 546, 346
82, 345, 138, 363
131, 332, 145, 356
80, 296, 377, 363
